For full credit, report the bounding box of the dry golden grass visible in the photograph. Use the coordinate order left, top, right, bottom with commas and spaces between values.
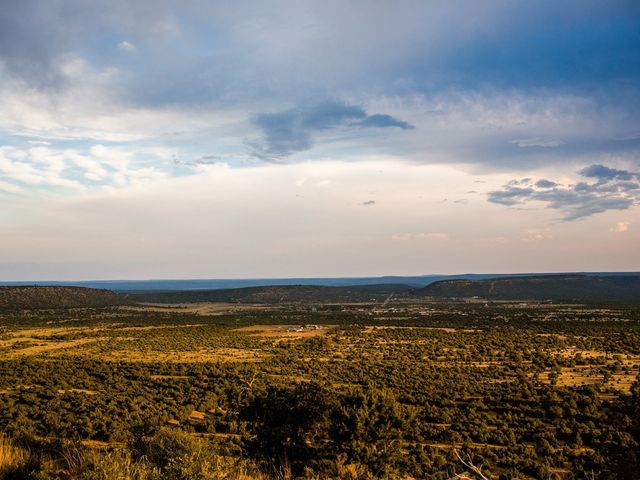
1, 337, 107, 358
81, 439, 116, 449
539, 366, 638, 393
554, 348, 608, 359
0, 323, 207, 342
363, 326, 479, 333
58, 388, 98, 395
0, 436, 29, 473
536, 333, 568, 340
96, 347, 266, 363
121, 303, 272, 315
605, 372, 638, 393
189, 410, 206, 422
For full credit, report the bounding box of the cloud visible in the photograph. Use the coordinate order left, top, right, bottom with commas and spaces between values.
358, 114, 414, 130
488, 165, 640, 220
579, 164, 637, 182
0, 144, 168, 192
3, 158, 640, 279
535, 179, 558, 188
117, 41, 136, 51
362, 200, 376, 206
487, 186, 535, 206
0, 180, 23, 194
523, 228, 552, 241
249, 100, 413, 160
391, 232, 449, 241
511, 138, 564, 148
611, 221, 629, 233
173, 154, 226, 167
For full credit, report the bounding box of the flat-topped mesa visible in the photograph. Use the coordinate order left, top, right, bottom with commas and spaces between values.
415, 274, 640, 303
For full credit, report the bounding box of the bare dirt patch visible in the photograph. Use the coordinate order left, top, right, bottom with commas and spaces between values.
58, 389, 97, 395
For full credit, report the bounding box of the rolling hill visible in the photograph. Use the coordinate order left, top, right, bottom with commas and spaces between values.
0, 286, 128, 310
416, 274, 640, 303
129, 284, 413, 304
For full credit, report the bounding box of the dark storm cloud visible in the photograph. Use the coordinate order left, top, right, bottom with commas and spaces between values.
487, 187, 536, 206
0, 1, 638, 173
358, 114, 414, 130
2, 1, 638, 102
535, 179, 558, 189
250, 100, 414, 160
579, 164, 637, 182
488, 165, 640, 220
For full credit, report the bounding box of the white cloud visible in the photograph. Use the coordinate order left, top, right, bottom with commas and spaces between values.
0, 147, 83, 189
0, 180, 22, 194
117, 40, 136, 51
0, 144, 169, 192
0, 57, 247, 144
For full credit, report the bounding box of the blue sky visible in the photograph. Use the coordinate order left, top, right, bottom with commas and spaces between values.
0, 1, 639, 279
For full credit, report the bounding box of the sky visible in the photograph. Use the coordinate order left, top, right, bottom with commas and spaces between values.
1, 0, 639, 280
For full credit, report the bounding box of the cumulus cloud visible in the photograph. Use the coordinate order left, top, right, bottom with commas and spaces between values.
0, 146, 83, 190
249, 100, 413, 160
0, 144, 168, 192
488, 165, 640, 220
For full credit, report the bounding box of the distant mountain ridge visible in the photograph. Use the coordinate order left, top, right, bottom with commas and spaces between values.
416, 274, 640, 303
2, 272, 637, 292
1, 274, 639, 309
0, 286, 127, 310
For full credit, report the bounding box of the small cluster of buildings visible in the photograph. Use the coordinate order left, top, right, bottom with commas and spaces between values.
286, 324, 323, 332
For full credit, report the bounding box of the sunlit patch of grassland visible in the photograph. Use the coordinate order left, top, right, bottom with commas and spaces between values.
0, 436, 30, 478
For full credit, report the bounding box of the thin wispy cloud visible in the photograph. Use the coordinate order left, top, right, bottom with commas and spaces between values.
117, 41, 136, 52
611, 221, 630, 233
511, 138, 564, 148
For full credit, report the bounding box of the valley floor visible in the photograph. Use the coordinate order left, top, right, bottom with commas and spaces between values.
1, 300, 639, 479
